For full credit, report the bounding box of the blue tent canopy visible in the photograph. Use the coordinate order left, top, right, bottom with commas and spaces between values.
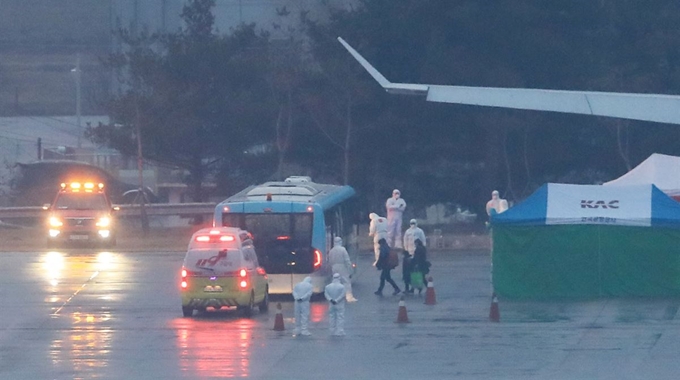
491, 183, 680, 228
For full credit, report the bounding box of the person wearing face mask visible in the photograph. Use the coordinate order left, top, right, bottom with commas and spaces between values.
328, 236, 357, 302
374, 238, 401, 296
369, 212, 388, 266
486, 190, 508, 218
292, 276, 313, 336
325, 273, 347, 336
403, 219, 426, 258
385, 189, 406, 248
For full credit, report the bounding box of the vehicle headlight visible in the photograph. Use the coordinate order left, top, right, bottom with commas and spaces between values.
96, 216, 111, 228
49, 216, 63, 228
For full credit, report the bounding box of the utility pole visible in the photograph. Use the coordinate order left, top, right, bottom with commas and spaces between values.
135, 101, 149, 235
72, 54, 82, 149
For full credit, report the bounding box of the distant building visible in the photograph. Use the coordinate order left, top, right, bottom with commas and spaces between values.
0, 1, 356, 204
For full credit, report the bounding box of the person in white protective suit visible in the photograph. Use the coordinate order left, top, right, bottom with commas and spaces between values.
328, 236, 357, 302
385, 189, 406, 248
403, 219, 426, 257
292, 276, 314, 336
369, 212, 389, 266
324, 273, 347, 336
486, 190, 509, 217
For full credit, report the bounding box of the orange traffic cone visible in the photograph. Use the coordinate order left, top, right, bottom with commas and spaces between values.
489, 293, 500, 322
424, 276, 437, 305
273, 302, 285, 331
395, 296, 410, 323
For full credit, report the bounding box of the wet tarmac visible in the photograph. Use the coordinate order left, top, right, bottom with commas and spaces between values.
1, 247, 679, 379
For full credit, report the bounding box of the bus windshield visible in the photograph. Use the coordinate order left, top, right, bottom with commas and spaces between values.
222, 213, 313, 274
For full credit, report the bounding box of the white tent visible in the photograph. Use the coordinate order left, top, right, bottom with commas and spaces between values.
604, 153, 680, 198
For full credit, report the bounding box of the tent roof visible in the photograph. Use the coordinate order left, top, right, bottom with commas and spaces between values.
604, 153, 680, 196
491, 183, 680, 227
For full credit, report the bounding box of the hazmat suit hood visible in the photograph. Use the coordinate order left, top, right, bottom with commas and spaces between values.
369, 212, 379, 220
293, 276, 314, 304
333, 236, 343, 247
332, 272, 342, 283
392, 189, 400, 199
491, 190, 499, 200
409, 219, 417, 227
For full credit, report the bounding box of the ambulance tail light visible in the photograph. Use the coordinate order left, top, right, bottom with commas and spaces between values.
180, 268, 188, 289
313, 249, 322, 269
239, 268, 248, 289
194, 234, 235, 243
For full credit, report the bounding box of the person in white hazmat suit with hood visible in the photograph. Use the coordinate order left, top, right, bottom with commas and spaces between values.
403, 219, 426, 257
486, 190, 509, 217
369, 212, 389, 266
386, 189, 406, 248
292, 277, 314, 336
328, 236, 358, 302
325, 273, 347, 336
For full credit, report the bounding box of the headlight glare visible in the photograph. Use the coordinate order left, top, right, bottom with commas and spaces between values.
96, 217, 111, 227
49, 217, 63, 227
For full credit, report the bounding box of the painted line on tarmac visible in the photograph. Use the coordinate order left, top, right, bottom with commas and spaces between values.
51, 271, 100, 316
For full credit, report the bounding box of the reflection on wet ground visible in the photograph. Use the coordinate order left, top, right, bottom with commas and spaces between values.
173, 317, 254, 378
49, 311, 113, 378
9, 249, 680, 379
37, 250, 125, 378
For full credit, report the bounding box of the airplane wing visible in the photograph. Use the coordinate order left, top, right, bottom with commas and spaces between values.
338, 37, 680, 125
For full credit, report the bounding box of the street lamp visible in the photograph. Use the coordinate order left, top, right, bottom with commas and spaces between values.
71, 54, 82, 149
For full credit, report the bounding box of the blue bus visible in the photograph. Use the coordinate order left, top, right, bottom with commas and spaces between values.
213, 176, 357, 294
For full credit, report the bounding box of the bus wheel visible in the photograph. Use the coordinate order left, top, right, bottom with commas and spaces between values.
182, 306, 193, 317
259, 287, 269, 313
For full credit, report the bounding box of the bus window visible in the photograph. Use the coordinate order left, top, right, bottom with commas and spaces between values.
244, 214, 289, 241
222, 214, 242, 228
224, 213, 314, 274
293, 214, 313, 242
